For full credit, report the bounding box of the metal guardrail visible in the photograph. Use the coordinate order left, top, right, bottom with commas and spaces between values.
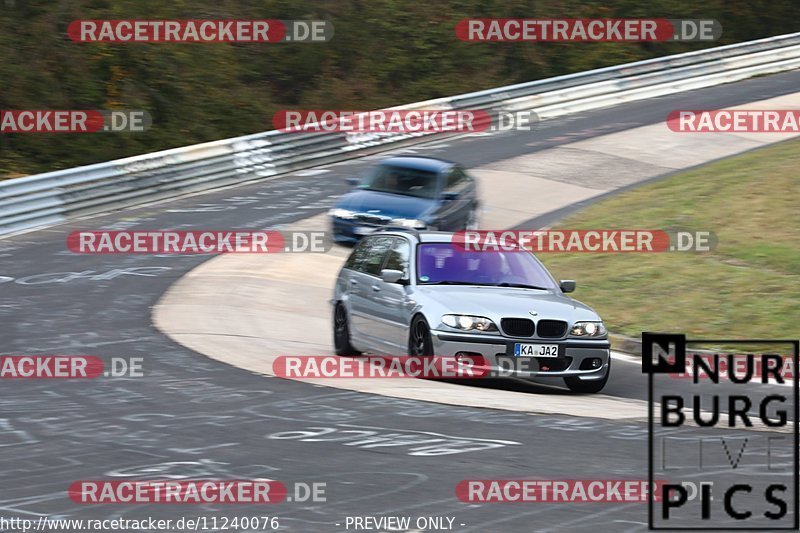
2, 32, 800, 236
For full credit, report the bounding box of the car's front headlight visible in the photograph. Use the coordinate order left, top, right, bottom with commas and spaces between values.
442, 314, 498, 332
570, 321, 607, 337
390, 218, 427, 229
329, 208, 358, 220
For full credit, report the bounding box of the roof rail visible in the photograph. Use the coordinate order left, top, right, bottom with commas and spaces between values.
383, 153, 456, 164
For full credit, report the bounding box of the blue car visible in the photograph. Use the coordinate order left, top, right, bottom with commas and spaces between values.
329, 156, 479, 243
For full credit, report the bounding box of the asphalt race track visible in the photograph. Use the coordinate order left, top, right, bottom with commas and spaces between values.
2, 70, 800, 532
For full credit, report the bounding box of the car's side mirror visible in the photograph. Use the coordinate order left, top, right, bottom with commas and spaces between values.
559, 280, 576, 293
346, 177, 359, 187
380, 269, 405, 284
441, 191, 459, 201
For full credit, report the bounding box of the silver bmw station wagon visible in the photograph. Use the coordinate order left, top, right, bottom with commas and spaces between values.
331, 229, 611, 393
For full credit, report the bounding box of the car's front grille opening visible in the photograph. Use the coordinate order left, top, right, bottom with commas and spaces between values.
356, 214, 391, 225
501, 318, 535, 337
536, 319, 568, 338
537, 356, 572, 372
495, 355, 572, 372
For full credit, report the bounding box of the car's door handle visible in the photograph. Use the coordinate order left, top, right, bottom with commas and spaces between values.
349, 279, 358, 286
371, 285, 381, 292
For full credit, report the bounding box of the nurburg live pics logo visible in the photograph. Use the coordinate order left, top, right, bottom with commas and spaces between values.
642, 332, 799, 530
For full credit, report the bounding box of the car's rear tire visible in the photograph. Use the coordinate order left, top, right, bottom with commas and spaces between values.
564, 358, 610, 393
408, 315, 434, 356
333, 303, 361, 356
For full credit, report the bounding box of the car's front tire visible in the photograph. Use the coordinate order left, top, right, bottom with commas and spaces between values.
408, 315, 434, 356
333, 303, 361, 356
564, 358, 610, 393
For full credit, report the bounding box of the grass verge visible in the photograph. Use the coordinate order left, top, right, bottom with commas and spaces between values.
539, 138, 800, 342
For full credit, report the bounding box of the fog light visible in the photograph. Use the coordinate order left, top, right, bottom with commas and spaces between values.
580, 358, 603, 370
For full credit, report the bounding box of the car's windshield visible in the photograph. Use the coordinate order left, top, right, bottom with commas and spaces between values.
359, 164, 439, 199
416, 243, 558, 289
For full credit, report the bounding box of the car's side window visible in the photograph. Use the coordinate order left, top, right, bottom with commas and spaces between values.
444, 167, 467, 192
344, 237, 375, 272
384, 237, 411, 278
363, 236, 395, 277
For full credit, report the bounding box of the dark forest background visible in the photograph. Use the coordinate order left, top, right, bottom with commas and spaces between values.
1, 0, 798, 177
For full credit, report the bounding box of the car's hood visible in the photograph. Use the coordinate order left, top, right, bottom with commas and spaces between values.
414, 286, 601, 324
336, 189, 437, 219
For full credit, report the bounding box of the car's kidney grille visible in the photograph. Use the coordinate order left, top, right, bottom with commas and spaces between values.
537, 319, 568, 338
501, 318, 535, 337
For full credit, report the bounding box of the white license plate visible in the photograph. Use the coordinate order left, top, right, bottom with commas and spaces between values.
353, 226, 374, 235
514, 343, 559, 357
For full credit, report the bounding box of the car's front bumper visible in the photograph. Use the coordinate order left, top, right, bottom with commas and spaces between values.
430, 329, 610, 380
331, 216, 430, 243
331, 217, 384, 243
